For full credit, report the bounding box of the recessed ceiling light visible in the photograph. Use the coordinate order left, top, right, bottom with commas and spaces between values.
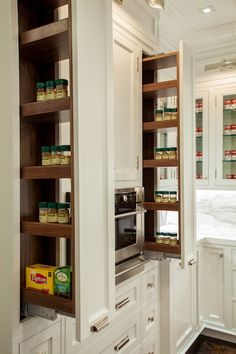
200, 5, 215, 14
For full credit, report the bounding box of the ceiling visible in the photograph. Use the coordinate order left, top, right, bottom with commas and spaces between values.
159, 0, 236, 62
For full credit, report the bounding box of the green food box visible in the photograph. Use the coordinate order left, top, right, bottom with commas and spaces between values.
54, 266, 72, 298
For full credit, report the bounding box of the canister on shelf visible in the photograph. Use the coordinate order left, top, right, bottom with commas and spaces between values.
163, 108, 171, 121
45, 80, 55, 100
162, 191, 169, 203
155, 109, 163, 121
169, 191, 177, 203
47, 202, 58, 223
162, 148, 169, 159
51, 146, 61, 165
55, 79, 68, 99
39, 202, 48, 223
41, 146, 51, 166
162, 233, 170, 244
169, 233, 178, 246
169, 147, 177, 159
171, 108, 178, 120
156, 232, 163, 244
155, 147, 163, 160
60, 145, 71, 165
154, 191, 162, 203
36, 82, 45, 102
57, 203, 70, 224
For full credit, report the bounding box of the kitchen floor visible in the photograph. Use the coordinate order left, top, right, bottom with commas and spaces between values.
186, 335, 236, 353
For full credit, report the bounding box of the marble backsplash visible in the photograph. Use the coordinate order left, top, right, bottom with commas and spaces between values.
196, 190, 236, 239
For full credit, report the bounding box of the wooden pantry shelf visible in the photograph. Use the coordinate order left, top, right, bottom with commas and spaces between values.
143, 120, 178, 132
23, 289, 73, 314
20, 18, 69, 62
21, 221, 72, 238
19, 0, 68, 9
143, 202, 179, 211
143, 52, 178, 71
143, 80, 177, 99
21, 97, 70, 118
21, 165, 71, 179
143, 159, 178, 168
143, 241, 181, 254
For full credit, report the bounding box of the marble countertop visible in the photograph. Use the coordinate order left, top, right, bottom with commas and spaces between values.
198, 234, 236, 247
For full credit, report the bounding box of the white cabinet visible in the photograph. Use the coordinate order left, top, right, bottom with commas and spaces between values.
142, 333, 159, 354
113, 29, 142, 188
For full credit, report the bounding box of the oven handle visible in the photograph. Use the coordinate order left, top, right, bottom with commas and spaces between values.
115, 209, 146, 219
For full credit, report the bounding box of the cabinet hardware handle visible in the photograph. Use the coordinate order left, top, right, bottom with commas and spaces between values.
147, 282, 154, 288
219, 254, 223, 258
115, 209, 146, 219
116, 297, 130, 310
188, 259, 197, 266
91, 316, 109, 332
148, 316, 154, 322
137, 156, 139, 170
114, 335, 130, 351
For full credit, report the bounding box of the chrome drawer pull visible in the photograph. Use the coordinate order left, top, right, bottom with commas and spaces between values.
116, 297, 130, 310
188, 259, 197, 266
148, 316, 154, 322
114, 335, 130, 351
91, 316, 109, 332
147, 282, 154, 288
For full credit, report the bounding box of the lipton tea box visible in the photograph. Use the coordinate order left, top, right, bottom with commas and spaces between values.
26, 264, 57, 295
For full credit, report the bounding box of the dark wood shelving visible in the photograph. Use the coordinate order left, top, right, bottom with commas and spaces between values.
143, 80, 177, 99
143, 242, 181, 254
20, 19, 69, 62
19, 0, 68, 10
143, 159, 178, 168
143, 52, 178, 71
21, 165, 71, 179
21, 221, 72, 238
21, 97, 70, 118
23, 289, 73, 314
143, 202, 179, 211
143, 120, 178, 132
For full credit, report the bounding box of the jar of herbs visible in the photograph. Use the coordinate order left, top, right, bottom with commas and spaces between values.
36, 82, 45, 102
163, 108, 171, 121
169, 191, 177, 203
55, 79, 68, 99
60, 145, 71, 165
39, 202, 48, 223
155, 148, 163, 160
41, 146, 51, 166
155, 109, 163, 121
51, 146, 61, 165
45, 80, 55, 100
156, 232, 163, 244
171, 108, 178, 120
162, 191, 169, 203
47, 202, 58, 223
162, 148, 169, 159
155, 191, 162, 203
169, 147, 177, 159
169, 233, 178, 246
57, 203, 70, 224
162, 233, 170, 244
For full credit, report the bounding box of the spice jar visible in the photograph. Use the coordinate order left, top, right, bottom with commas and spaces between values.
47, 202, 58, 223
169, 233, 178, 246
51, 146, 61, 165
58, 203, 70, 224
55, 79, 68, 99
60, 145, 71, 165
156, 232, 163, 244
39, 202, 48, 223
226, 174, 233, 179
232, 150, 236, 161
45, 80, 55, 100
169, 147, 177, 160
154, 191, 162, 203
225, 150, 231, 161
162, 191, 169, 203
231, 124, 236, 134
162, 233, 170, 244
231, 99, 236, 109
224, 125, 232, 135
224, 99, 231, 110
41, 146, 51, 166
162, 148, 169, 159
155, 109, 163, 122
36, 82, 45, 102
171, 108, 178, 120
163, 108, 171, 121
155, 148, 163, 160
169, 191, 177, 203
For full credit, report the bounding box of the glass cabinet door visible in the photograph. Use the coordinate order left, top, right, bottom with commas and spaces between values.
195, 92, 209, 186
216, 88, 236, 185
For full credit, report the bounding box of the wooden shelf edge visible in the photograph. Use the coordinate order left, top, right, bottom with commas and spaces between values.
19, 0, 68, 9
21, 165, 71, 179
21, 97, 71, 117
143, 51, 178, 63
143, 120, 178, 131
143, 241, 181, 254
143, 202, 179, 211
23, 289, 74, 314
21, 221, 72, 238
143, 159, 178, 168
142, 52, 178, 71
142, 80, 177, 93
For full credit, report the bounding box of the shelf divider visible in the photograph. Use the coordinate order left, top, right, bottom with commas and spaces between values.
21, 165, 71, 179
143, 120, 178, 132
21, 97, 70, 118
143, 202, 179, 211
21, 221, 72, 238
143, 159, 178, 168
143, 241, 181, 254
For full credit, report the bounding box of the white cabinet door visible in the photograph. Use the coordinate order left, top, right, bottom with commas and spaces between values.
113, 29, 141, 188
199, 246, 225, 328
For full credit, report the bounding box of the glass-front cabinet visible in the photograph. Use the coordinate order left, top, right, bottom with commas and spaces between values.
195, 91, 209, 186
216, 88, 236, 186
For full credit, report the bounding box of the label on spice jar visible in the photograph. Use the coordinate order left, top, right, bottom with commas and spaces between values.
224, 100, 231, 110
231, 150, 236, 161
224, 125, 232, 134
225, 150, 231, 161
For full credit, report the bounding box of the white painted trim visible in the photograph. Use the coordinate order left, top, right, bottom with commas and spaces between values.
177, 325, 204, 354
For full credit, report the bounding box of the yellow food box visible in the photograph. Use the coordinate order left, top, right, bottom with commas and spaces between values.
26, 264, 57, 295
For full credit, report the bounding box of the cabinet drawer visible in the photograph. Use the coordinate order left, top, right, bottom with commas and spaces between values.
115, 276, 141, 317
141, 301, 158, 340
142, 333, 159, 354
142, 268, 158, 304
20, 322, 62, 354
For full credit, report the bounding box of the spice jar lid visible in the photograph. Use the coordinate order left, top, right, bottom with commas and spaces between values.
171, 108, 177, 112
51, 145, 60, 152
164, 107, 170, 112
45, 80, 55, 87
41, 146, 50, 152
155, 147, 163, 152
156, 231, 163, 236
162, 191, 169, 195
38, 201, 48, 208
48, 202, 57, 209
169, 147, 177, 151
60, 145, 71, 152
58, 203, 70, 209
169, 191, 177, 194
155, 191, 163, 194
36, 82, 45, 89
55, 79, 68, 86
155, 109, 163, 113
